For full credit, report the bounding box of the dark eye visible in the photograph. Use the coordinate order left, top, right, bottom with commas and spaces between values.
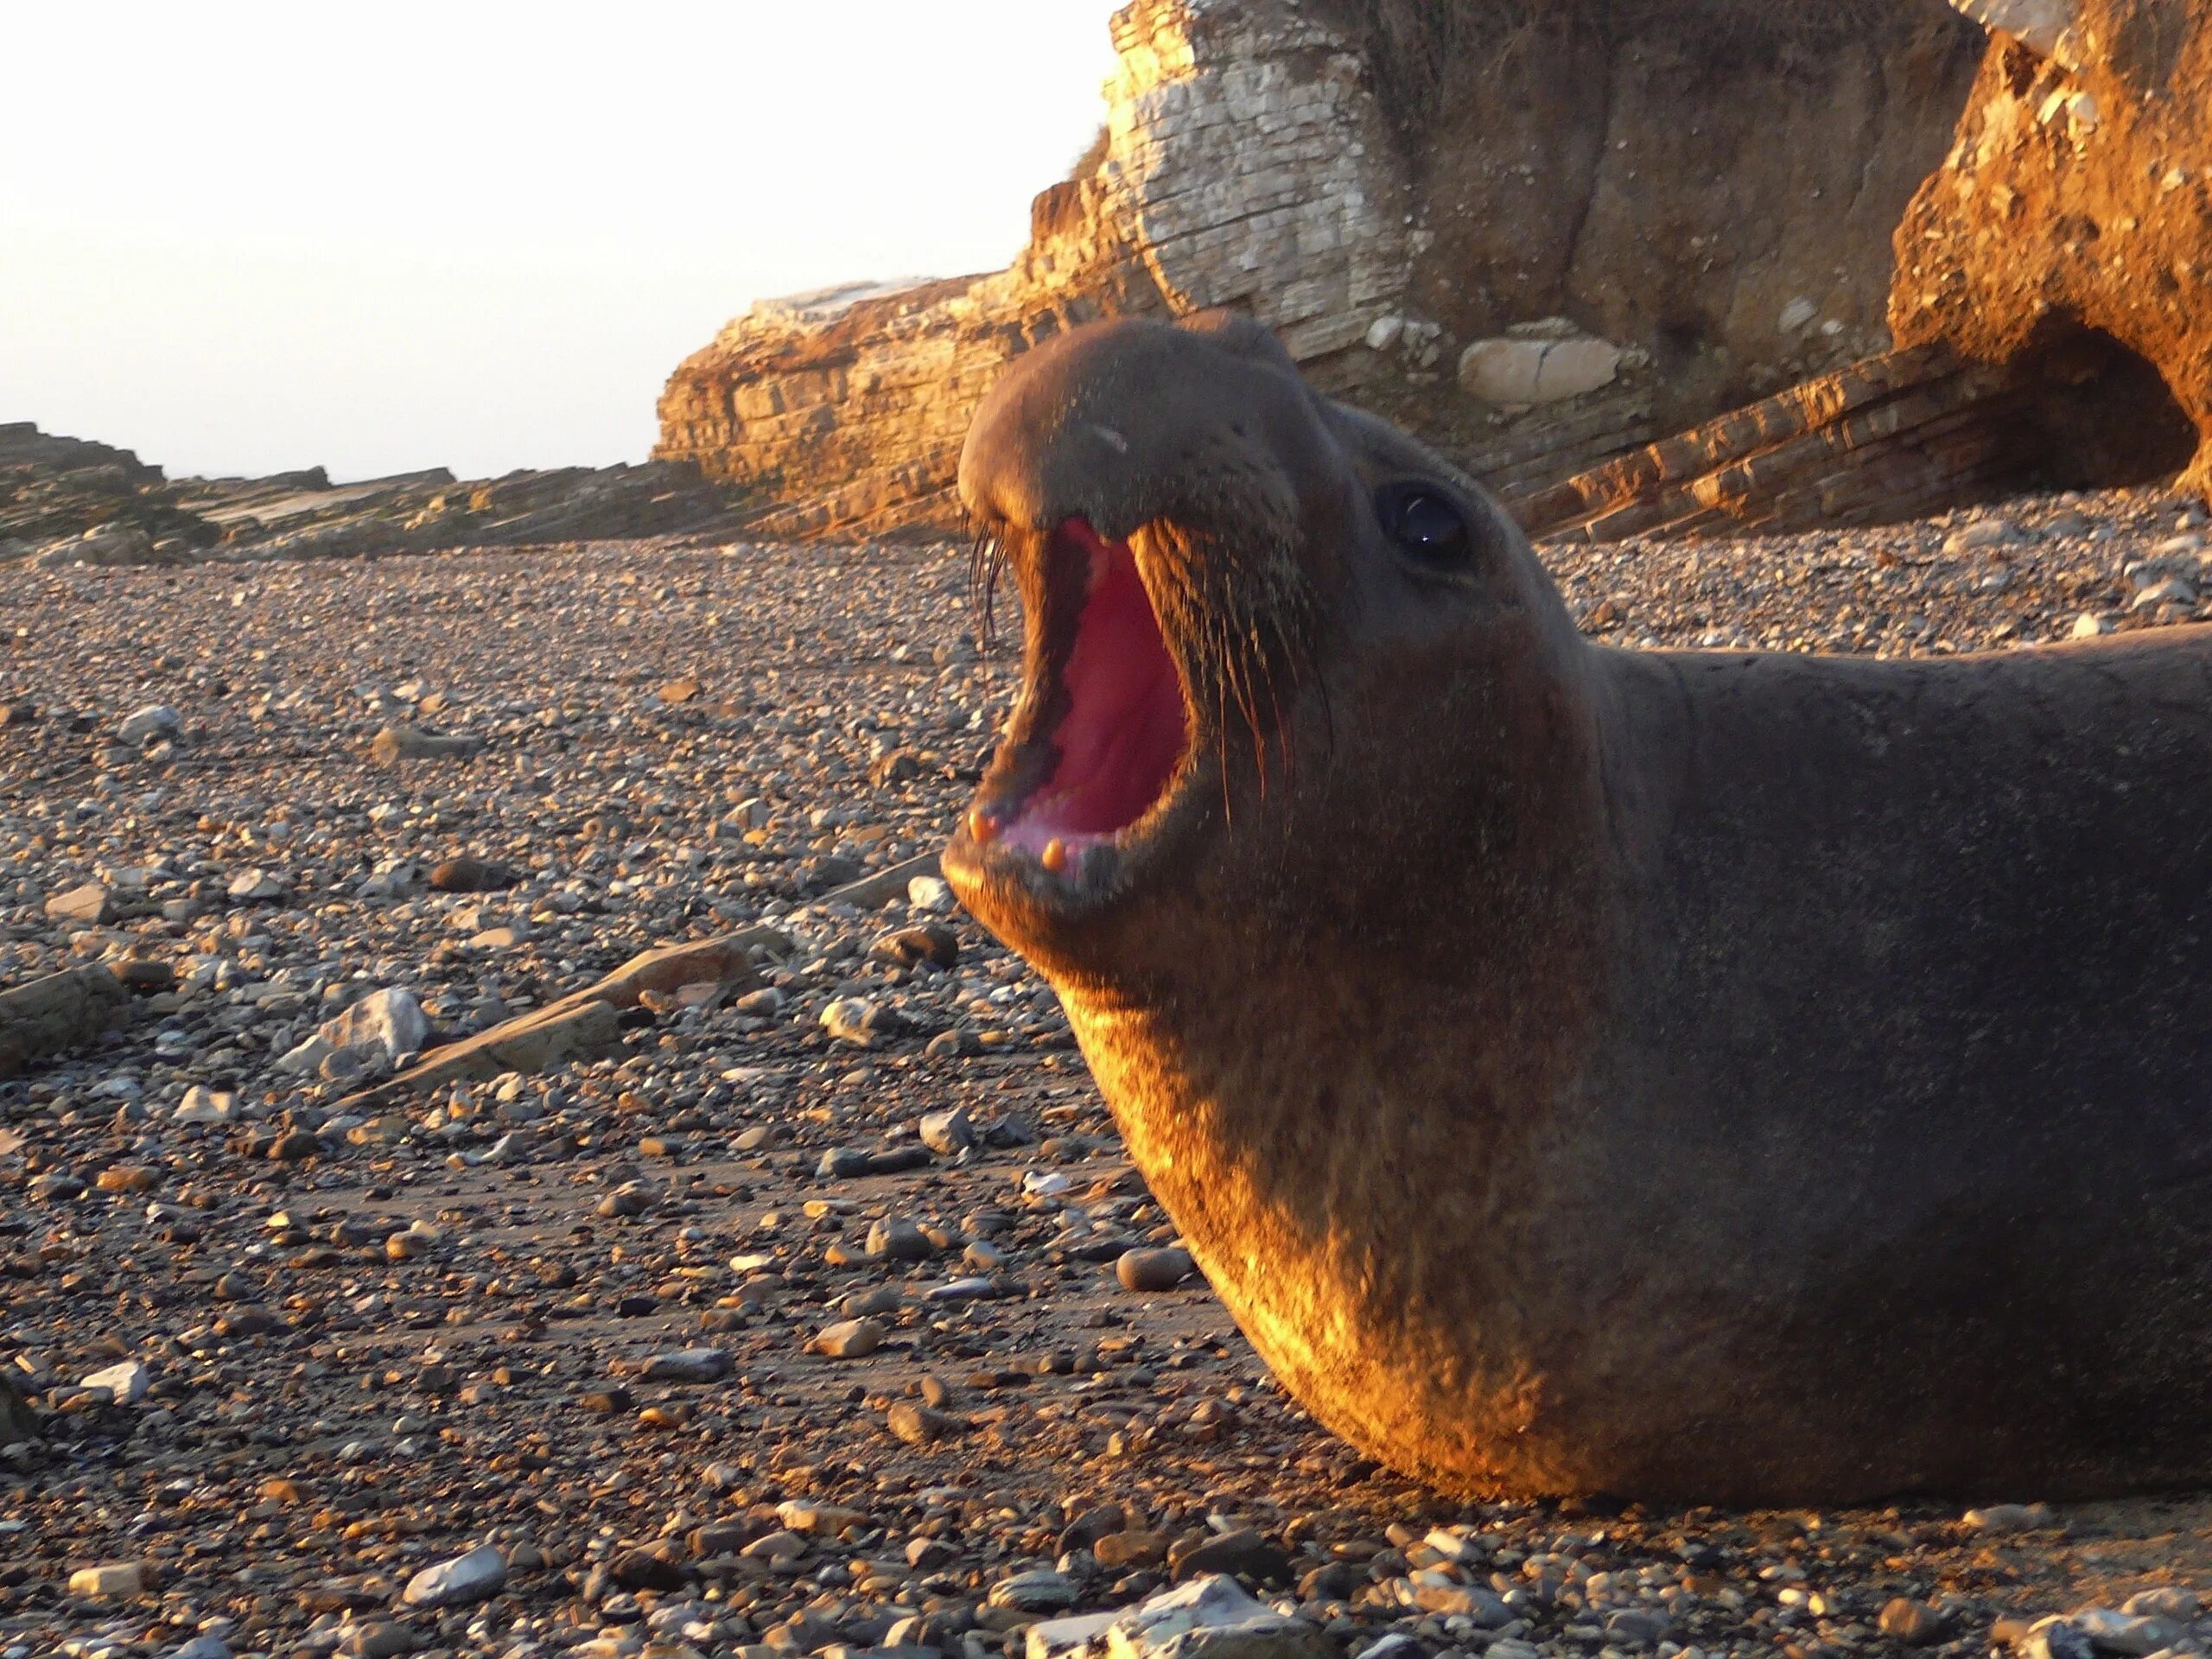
1374, 482, 1471, 568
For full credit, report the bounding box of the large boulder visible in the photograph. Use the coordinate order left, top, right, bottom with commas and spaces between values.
1891, 0, 2212, 499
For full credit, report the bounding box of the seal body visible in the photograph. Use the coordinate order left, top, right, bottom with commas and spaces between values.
945, 311, 2212, 1503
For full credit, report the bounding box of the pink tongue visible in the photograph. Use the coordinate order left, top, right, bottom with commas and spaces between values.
1005, 524, 1185, 852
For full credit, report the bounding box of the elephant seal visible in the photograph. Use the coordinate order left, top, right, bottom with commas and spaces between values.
942, 310, 2212, 1506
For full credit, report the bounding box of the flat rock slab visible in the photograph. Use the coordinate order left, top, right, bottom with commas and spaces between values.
0, 963, 129, 1078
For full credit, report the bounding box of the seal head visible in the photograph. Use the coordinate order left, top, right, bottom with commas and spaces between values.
945, 311, 2212, 1504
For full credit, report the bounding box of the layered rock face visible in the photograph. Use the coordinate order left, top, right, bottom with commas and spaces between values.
662, 0, 2212, 539
656, 0, 1406, 537
1, 423, 749, 569
656, 0, 1988, 537
1891, 0, 2212, 494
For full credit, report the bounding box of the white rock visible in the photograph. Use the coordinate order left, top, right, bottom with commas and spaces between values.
163, 1637, 233, 1659
1101, 1574, 1335, 1659
1459, 339, 1547, 403
908, 874, 954, 912
274, 1034, 335, 1076
67, 1562, 146, 1598
1363, 315, 1405, 353
81, 1359, 150, 1405
1778, 296, 1820, 333
403, 1543, 506, 1608
118, 705, 181, 745
318, 988, 429, 1065
1031, 1612, 1120, 1659
821, 996, 885, 1046
2130, 576, 2195, 610
226, 868, 286, 901
1535, 337, 1624, 401
173, 1086, 238, 1125
918, 1107, 976, 1154
2070, 613, 2113, 639
1459, 334, 1622, 404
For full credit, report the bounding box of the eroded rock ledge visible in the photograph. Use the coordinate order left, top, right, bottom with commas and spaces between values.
1, 421, 750, 569
658, 0, 1983, 538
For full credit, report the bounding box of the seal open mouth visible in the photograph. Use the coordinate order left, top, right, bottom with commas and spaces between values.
966, 518, 1193, 882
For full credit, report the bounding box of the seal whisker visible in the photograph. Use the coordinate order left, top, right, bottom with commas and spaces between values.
964, 517, 1010, 650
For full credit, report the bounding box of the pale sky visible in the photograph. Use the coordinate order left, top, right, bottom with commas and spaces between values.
3, 3, 1122, 482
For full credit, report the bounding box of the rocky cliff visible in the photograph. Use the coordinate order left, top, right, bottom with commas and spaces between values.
657, 0, 1986, 537
0, 422, 750, 569
655, 0, 1411, 537
1890, 0, 2212, 495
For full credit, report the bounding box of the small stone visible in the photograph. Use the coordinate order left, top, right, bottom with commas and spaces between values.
226, 868, 287, 902
1604, 1608, 1674, 1646
174, 1084, 238, 1125
1963, 1503, 2055, 1533
1173, 1527, 1292, 1584
275, 1033, 335, 1075
1943, 519, 2018, 555
46, 882, 114, 925
318, 987, 429, 1065
118, 704, 181, 745
658, 676, 702, 704
2022, 1618, 2096, 1659
990, 1568, 1083, 1614
113, 957, 176, 993
776, 1497, 868, 1535
2071, 613, 2112, 639
402, 1542, 506, 1608
1116, 1247, 1195, 1292
637, 1348, 732, 1383
1095, 1531, 1171, 1570
610, 1543, 689, 1590
811, 1318, 885, 1358
822, 996, 901, 1046
340, 1619, 423, 1659
2131, 575, 2196, 610
370, 724, 482, 765
871, 924, 960, 969
68, 1562, 147, 1598
886, 1401, 953, 1446
80, 1359, 150, 1405
429, 856, 521, 893
1030, 1613, 1121, 1659
1878, 1598, 1951, 1644
918, 1107, 976, 1154
867, 1217, 932, 1261
1100, 1573, 1332, 1659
